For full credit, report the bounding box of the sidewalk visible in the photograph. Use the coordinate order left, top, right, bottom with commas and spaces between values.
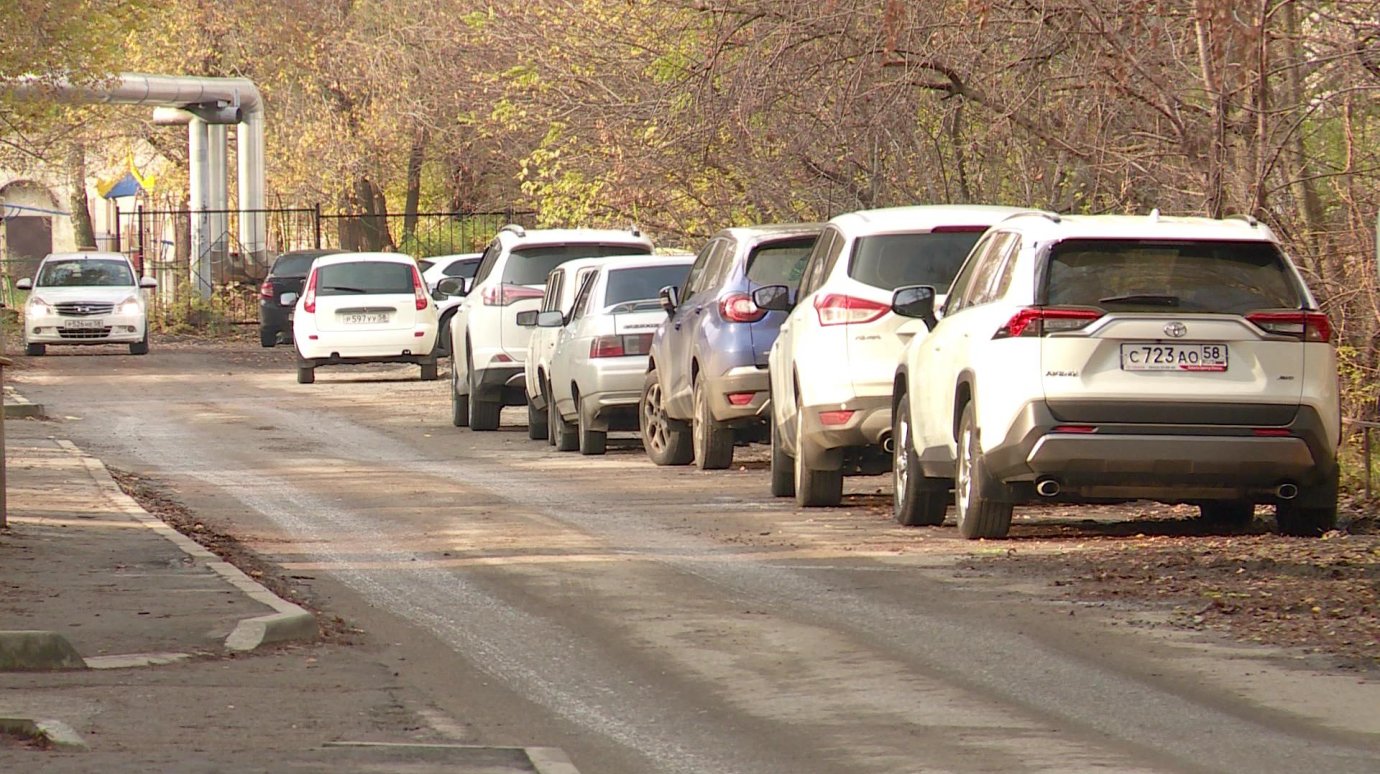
0, 415, 577, 773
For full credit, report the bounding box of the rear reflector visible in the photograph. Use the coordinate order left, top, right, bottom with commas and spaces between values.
727, 392, 756, 406
818, 410, 855, 426
1052, 425, 1097, 434
1252, 428, 1292, 437
415, 331, 425, 337
1245, 311, 1332, 343
995, 307, 1103, 338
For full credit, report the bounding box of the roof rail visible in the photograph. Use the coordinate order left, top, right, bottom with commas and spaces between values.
1000, 209, 1062, 224
629, 222, 642, 238
498, 223, 527, 238
1148, 208, 1161, 223
1224, 213, 1260, 227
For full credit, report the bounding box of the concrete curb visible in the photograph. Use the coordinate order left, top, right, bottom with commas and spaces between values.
0, 631, 88, 671
56, 440, 318, 653
324, 742, 582, 773
0, 716, 89, 750
3, 384, 45, 418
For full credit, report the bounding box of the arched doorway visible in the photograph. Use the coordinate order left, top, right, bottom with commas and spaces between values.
0, 180, 65, 280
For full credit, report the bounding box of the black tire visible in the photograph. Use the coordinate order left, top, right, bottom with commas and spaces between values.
769, 408, 795, 498
25, 343, 45, 357
543, 378, 558, 446
419, 358, 439, 382
893, 393, 947, 526
794, 393, 842, 507
550, 379, 579, 452
434, 312, 454, 358
296, 365, 315, 384
1198, 500, 1254, 527
577, 395, 607, 455
259, 327, 276, 348
640, 368, 692, 465
450, 358, 470, 427
1276, 473, 1339, 537
527, 399, 549, 441
692, 377, 734, 470
954, 402, 1012, 539
129, 331, 149, 356
468, 356, 501, 431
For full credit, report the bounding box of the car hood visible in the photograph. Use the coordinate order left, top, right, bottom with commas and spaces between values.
30, 286, 140, 303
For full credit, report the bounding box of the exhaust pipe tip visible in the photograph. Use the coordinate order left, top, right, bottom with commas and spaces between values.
1036, 478, 1061, 497
880, 434, 895, 454
1276, 482, 1299, 500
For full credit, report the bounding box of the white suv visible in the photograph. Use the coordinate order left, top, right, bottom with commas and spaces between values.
755, 205, 1025, 506
17, 252, 156, 356
891, 212, 1340, 538
443, 225, 653, 430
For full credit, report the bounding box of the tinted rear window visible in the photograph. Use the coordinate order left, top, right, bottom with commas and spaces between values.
444, 260, 479, 278
37, 259, 134, 287
604, 264, 691, 308
271, 254, 320, 277
316, 261, 414, 295
1045, 239, 1301, 313
745, 237, 816, 287
848, 231, 984, 292
503, 244, 648, 285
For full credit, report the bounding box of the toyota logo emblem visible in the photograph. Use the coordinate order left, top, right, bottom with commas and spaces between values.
1164, 321, 1188, 338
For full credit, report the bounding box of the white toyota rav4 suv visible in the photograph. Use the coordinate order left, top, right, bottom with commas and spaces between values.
890, 211, 1340, 538
754, 205, 1025, 507
443, 225, 653, 430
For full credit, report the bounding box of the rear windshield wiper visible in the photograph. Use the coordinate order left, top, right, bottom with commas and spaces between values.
1098, 293, 1180, 307
322, 285, 368, 293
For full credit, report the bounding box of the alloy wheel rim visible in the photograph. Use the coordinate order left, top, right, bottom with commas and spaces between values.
894, 413, 909, 515
644, 383, 666, 452
957, 423, 973, 519
692, 383, 704, 455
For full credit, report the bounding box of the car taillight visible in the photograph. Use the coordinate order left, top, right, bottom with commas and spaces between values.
302, 269, 318, 313
1246, 311, 1332, 343
994, 307, 1103, 338
590, 333, 654, 358
818, 410, 855, 426
259, 279, 274, 299
482, 283, 545, 306
412, 266, 428, 311
814, 294, 889, 326
719, 292, 765, 323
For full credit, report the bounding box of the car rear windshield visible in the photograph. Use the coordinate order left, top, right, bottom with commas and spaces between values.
604, 265, 691, 308
271, 253, 320, 277
503, 244, 649, 285
315, 261, 415, 295
849, 231, 985, 292
37, 259, 133, 287
745, 237, 816, 287
444, 260, 479, 278
1044, 239, 1302, 314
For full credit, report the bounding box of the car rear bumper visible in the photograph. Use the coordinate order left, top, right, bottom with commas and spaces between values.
295, 327, 436, 360
799, 395, 891, 451
706, 365, 770, 424
472, 364, 527, 406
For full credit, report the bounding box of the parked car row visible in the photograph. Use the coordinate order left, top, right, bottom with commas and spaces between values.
288, 205, 1341, 541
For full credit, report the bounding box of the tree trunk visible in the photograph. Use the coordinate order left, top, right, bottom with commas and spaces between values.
402, 129, 426, 246
67, 143, 97, 249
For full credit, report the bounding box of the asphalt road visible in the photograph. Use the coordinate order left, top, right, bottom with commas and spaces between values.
15, 340, 1380, 774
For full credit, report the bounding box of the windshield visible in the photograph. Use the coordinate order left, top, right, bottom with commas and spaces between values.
849, 231, 984, 292
604, 264, 691, 308
503, 244, 649, 285
745, 237, 816, 287
315, 261, 415, 295
1045, 239, 1302, 314
36, 259, 134, 287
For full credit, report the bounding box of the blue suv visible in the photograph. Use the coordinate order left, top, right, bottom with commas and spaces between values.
640, 224, 822, 469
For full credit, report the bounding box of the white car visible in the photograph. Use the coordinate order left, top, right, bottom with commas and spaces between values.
443, 224, 654, 431
891, 211, 1341, 538
545, 254, 694, 454
755, 205, 1026, 507
517, 257, 613, 441
17, 251, 156, 356
292, 252, 439, 384
420, 252, 482, 293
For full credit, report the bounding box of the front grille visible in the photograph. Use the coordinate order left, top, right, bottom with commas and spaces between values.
55, 302, 115, 317
58, 327, 114, 340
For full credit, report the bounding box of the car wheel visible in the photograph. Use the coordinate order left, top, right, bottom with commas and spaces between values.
468, 354, 501, 431
577, 394, 607, 455
419, 357, 439, 382
893, 392, 947, 527
259, 327, 276, 348
692, 377, 734, 470
769, 406, 795, 498
550, 379, 579, 452
129, 331, 149, 356
527, 398, 550, 441
435, 313, 454, 358
450, 357, 470, 427
543, 379, 558, 446
954, 402, 1013, 539
296, 365, 315, 384
794, 392, 843, 507
1198, 500, 1254, 528
24, 343, 45, 357
639, 368, 692, 465
1275, 472, 1338, 537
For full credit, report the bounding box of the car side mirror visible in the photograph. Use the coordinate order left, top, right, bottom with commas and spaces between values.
537, 310, 565, 328
437, 277, 468, 297
515, 310, 539, 327
15, 278, 32, 291
752, 284, 793, 312
138, 277, 157, 289
891, 285, 938, 329
658, 285, 680, 315
280, 291, 299, 307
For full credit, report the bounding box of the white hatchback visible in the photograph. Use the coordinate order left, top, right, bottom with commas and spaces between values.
18, 252, 156, 356
292, 252, 439, 384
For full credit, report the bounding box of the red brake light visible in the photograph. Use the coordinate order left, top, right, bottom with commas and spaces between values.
589, 333, 653, 358
814, 294, 889, 326
994, 307, 1102, 338
726, 392, 756, 406
818, 410, 855, 426
412, 266, 428, 311
1246, 311, 1332, 343
302, 269, 318, 313
929, 225, 989, 233
259, 279, 274, 299
482, 283, 545, 306
719, 292, 766, 323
